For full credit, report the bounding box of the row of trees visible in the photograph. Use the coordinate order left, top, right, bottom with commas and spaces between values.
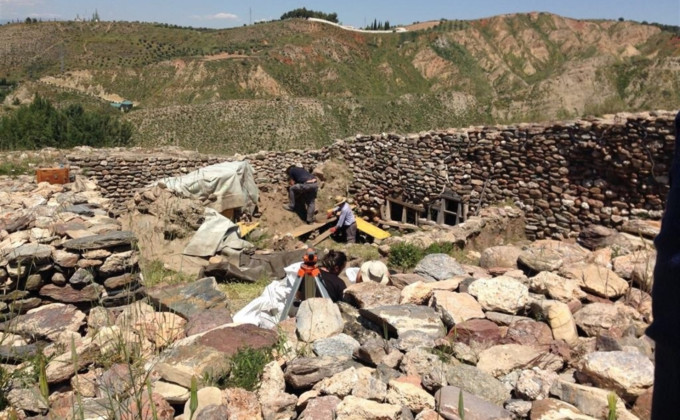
280, 8, 338, 23
365, 19, 391, 30
0, 95, 133, 150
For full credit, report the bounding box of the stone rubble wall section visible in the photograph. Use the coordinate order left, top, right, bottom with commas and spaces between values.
65, 111, 676, 239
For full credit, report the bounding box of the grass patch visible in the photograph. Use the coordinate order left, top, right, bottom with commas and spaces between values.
388, 241, 479, 270
320, 241, 381, 262
0, 160, 34, 176
140, 259, 194, 288
218, 275, 271, 313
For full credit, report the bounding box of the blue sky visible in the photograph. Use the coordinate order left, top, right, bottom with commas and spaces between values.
1, 0, 679, 28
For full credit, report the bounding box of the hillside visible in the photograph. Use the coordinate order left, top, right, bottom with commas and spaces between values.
1, 13, 679, 154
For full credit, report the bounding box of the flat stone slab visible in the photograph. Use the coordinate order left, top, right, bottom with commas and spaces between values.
184, 307, 233, 337
59, 204, 95, 217
414, 253, 466, 281
0, 303, 85, 340
284, 356, 355, 390
5, 244, 53, 265
435, 386, 513, 420
40, 283, 103, 303
359, 304, 446, 340
579, 351, 654, 400
61, 230, 136, 251
196, 323, 278, 358
444, 364, 510, 406
154, 343, 232, 388
146, 277, 227, 319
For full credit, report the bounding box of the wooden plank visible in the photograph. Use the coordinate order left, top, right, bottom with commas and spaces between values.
356, 218, 391, 240
289, 218, 336, 238
386, 197, 425, 212
311, 228, 334, 246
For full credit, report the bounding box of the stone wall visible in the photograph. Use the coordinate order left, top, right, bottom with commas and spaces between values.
66, 147, 331, 203
66, 110, 677, 239
340, 111, 676, 239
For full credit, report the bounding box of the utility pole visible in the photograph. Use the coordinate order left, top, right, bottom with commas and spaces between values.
249, 8, 252, 25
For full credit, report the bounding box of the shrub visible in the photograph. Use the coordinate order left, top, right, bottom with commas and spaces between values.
227, 346, 273, 391
388, 242, 425, 270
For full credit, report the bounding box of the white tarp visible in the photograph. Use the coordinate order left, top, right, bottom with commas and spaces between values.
183, 208, 252, 257
233, 263, 358, 329
152, 161, 259, 213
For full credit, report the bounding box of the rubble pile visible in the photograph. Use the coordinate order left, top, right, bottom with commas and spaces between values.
0, 201, 659, 419
0, 176, 144, 325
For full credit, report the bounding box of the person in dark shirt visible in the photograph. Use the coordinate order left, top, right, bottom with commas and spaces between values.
284, 165, 318, 224
647, 111, 680, 419
318, 249, 347, 302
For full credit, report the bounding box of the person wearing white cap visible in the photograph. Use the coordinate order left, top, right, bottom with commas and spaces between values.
356, 260, 390, 285
328, 195, 357, 243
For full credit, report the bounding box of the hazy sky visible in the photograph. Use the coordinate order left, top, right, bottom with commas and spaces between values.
1, 0, 679, 28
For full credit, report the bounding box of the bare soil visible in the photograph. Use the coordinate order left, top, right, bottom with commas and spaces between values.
255, 159, 354, 244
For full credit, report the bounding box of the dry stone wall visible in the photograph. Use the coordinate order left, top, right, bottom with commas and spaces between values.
341, 111, 676, 240
66, 147, 331, 203
66, 110, 677, 239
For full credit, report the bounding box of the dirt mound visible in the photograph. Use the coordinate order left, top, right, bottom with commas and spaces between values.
255, 159, 353, 245
120, 184, 209, 277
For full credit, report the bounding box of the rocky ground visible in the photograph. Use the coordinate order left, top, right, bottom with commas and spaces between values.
0, 174, 659, 420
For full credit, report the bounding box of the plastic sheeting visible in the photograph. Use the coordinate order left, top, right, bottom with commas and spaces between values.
233, 262, 300, 329
233, 262, 358, 329
183, 208, 252, 257
152, 161, 259, 214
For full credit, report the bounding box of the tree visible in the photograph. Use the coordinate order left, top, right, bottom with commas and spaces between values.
92, 9, 100, 22
280, 8, 339, 23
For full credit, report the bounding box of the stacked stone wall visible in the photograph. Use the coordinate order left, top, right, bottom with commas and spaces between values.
341, 111, 675, 239
65, 110, 677, 239
66, 148, 331, 202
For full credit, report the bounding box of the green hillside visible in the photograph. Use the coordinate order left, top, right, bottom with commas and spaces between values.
1, 13, 679, 154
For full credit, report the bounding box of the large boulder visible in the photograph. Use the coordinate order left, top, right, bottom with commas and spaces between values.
550, 379, 639, 420
435, 386, 513, 420
467, 276, 529, 314
479, 245, 521, 269
560, 263, 629, 299
296, 298, 344, 343
1, 303, 85, 341
573, 303, 638, 337
429, 291, 484, 327
343, 282, 401, 309
578, 351, 654, 401
529, 271, 586, 302
444, 364, 510, 406
335, 395, 401, 420
518, 248, 564, 273
284, 357, 354, 390
400, 278, 466, 305
386, 379, 434, 414
477, 344, 563, 377
313, 333, 360, 358
414, 254, 466, 281
184, 307, 233, 337
360, 304, 446, 340
449, 319, 503, 347
196, 324, 279, 357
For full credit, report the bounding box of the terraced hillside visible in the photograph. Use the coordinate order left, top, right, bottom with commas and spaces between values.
1, 13, 679, 153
